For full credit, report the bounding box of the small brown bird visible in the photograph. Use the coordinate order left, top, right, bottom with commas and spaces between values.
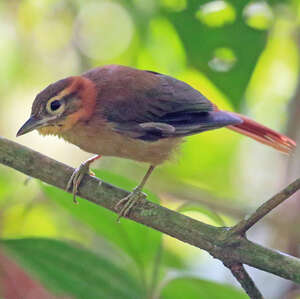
17, 65, 296, 218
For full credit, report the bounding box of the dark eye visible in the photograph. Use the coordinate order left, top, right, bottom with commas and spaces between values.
50, 100, 61, 111
46, 98, 65, 115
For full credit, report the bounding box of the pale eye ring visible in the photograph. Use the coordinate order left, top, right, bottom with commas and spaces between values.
46, 98, 65, 115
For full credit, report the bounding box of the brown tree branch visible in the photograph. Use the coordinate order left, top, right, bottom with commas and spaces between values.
1, 136, 300, 293
225, 263, 263, 299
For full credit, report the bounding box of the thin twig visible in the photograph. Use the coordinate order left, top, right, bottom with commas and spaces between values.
225, 263, 263, 299
230, 179, 300, 236
1, 136, 300, 285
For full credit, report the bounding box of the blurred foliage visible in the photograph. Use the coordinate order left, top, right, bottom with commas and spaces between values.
161, 277, 248, 299
2, 238, 144, 299
177, 201, 226, 226
0, 0, 299, 298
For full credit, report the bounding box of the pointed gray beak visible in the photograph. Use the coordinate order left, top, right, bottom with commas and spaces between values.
17, 116, 44, 137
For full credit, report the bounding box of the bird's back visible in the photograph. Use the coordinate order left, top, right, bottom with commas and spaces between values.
83, 65, 241, 141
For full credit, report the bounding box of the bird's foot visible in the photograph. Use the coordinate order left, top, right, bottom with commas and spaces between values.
66, 162, 93, 204
115, 187, 146, 222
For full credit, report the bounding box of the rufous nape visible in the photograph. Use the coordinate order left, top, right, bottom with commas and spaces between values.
17, 65, 296, 219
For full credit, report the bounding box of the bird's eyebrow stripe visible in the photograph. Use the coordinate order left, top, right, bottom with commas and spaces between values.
61, 91, 77, 101
48, 91, 77, 103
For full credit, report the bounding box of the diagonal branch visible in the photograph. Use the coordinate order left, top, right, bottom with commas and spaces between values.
230, 179, 300, 236
225, 263, 263, 299
1, 136, 300, 287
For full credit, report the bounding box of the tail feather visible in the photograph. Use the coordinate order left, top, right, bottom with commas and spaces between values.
226, 112, 296, 154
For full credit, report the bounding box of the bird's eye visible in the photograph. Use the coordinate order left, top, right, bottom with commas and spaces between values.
50, 100, 61, 111
46, 98, 65, 115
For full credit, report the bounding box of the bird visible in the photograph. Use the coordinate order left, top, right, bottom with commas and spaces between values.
17, 65, 296, 219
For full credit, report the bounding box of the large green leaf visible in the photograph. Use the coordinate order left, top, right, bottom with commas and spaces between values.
41, 170, 162, 282
161, 277, 248, 299
2, 238, 144, 299
161, 0, 269, 108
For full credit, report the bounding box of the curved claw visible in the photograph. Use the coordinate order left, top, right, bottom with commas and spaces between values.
115, 188, 147, 222
66, 162, 91, 204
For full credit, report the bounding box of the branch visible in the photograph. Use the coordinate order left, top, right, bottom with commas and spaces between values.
225, 263, 263, 299
1, 136, 300, 287
230, 179, 300, 236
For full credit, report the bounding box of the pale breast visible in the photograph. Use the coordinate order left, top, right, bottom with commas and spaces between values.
61, 122, 183, 165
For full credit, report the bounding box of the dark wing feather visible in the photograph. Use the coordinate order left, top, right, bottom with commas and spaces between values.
96, 68, 242, 141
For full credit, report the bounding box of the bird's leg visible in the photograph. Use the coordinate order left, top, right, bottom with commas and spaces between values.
66, 155, 101, 204
115, 165, 155, 221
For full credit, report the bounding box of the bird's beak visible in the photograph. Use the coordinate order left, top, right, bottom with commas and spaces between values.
16, 116, 46, 137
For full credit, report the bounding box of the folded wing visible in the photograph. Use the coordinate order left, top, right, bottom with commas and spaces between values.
101, 70, 242, 141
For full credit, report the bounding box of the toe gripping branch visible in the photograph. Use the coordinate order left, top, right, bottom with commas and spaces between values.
114, 187, 147, 222
66, 155, 101, 203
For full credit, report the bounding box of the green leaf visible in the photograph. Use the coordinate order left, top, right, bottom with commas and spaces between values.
161, 277, 248, 299
161, 248, 186, 270
162, 0, 268, 108
178, 201, 225, 226
41, 170, 162, 280
2, 238, 144, 299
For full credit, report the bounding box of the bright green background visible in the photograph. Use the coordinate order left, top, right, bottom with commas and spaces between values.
0, 0, 299, 298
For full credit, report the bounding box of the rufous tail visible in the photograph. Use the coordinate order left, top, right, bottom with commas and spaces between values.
227, 112, 296, 154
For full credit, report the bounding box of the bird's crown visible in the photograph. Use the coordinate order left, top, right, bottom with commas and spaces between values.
31, 78, 71, 117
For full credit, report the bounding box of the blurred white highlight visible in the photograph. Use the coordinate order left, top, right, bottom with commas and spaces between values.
74, 2, 134, 60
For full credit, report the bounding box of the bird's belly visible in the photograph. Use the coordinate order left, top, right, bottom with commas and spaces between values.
61, 125, 182, 165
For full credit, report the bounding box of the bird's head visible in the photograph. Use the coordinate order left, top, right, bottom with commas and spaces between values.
17, 76, 97, 137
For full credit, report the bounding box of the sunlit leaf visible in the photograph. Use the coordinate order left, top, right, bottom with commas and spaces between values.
196, 1, 236, 28
2, 238, 144, 299
178, 201, 225, 226
160, 277, 247, 299
243, 2, 274, 30
209, 47, 237, 72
